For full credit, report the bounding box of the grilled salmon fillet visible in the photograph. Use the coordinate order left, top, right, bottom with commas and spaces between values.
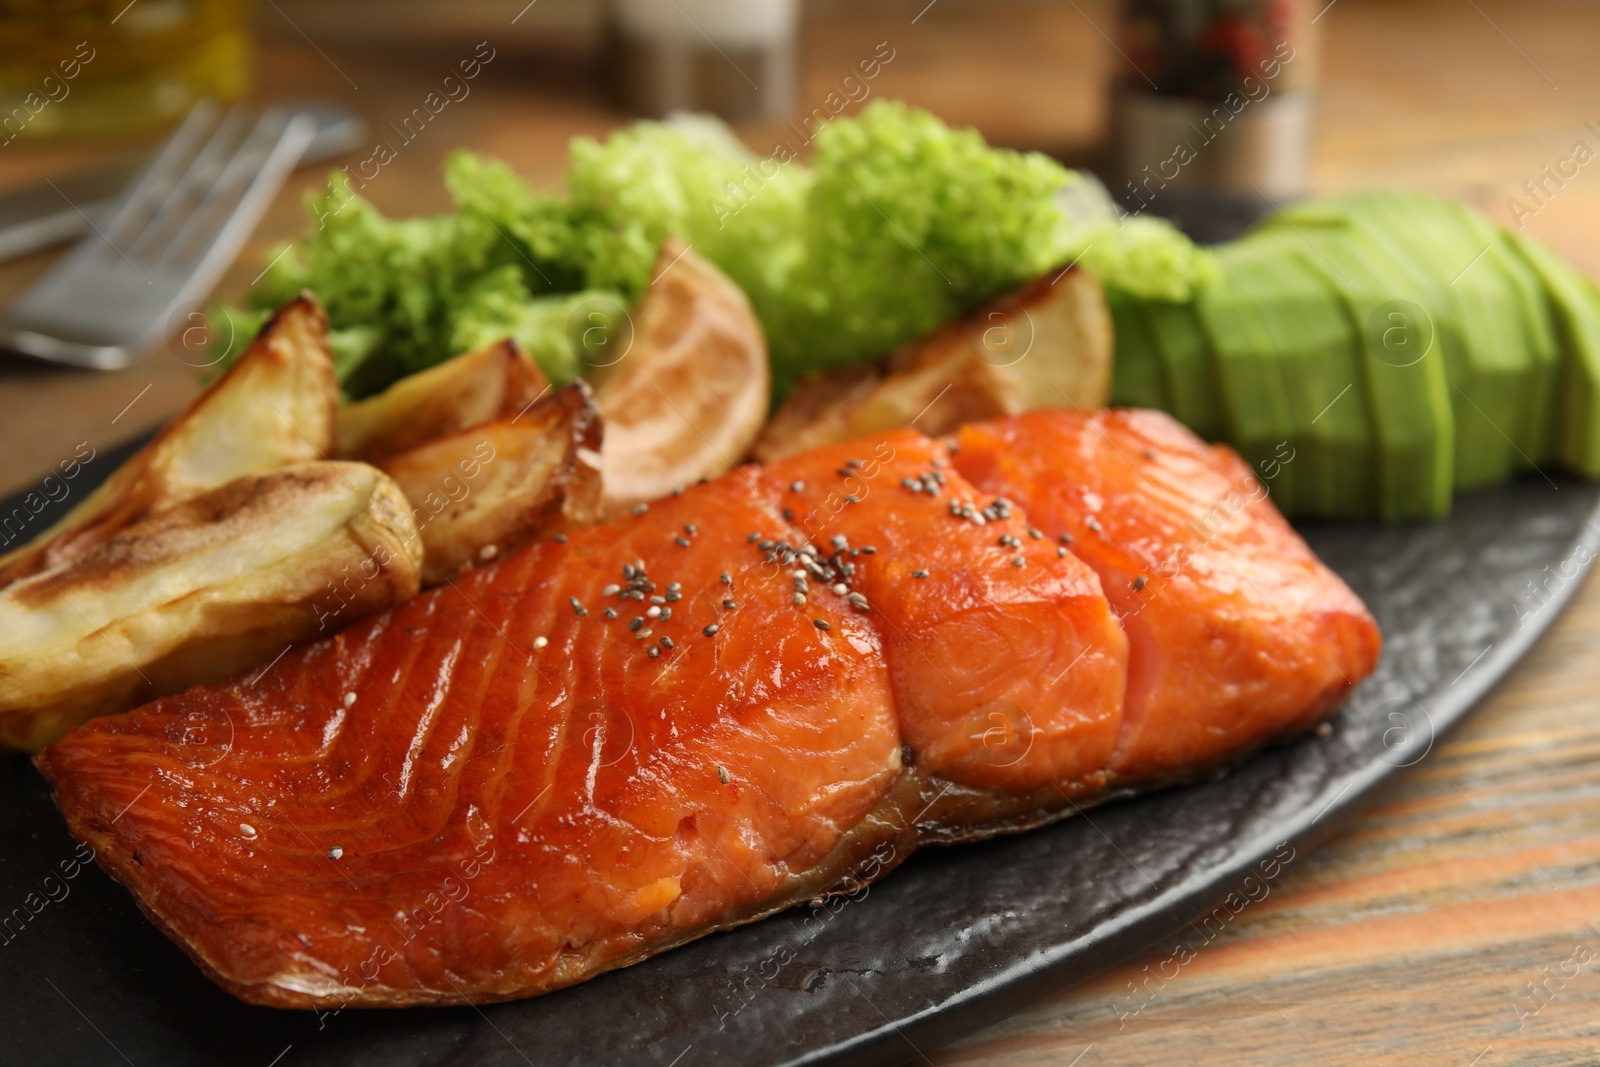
951, 409, 1382, 786
37, 412, 1379, 1008
36, 475, 905, 1007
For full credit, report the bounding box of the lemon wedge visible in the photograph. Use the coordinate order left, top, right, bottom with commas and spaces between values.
592, 238, 770, 514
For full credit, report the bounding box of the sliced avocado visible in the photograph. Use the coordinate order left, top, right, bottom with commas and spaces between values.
1143, 299, 1224, 442
1196, 240, 1303, 516
1503, 231, 1600, 477
1365, 192, 1537, 487
1275, 224, 1455, 520
1260, 191, 1510, 492
1107, 288, 1170, 410
1268, 249, 1374, 520
1440, 201, 1561, 467
1213, 232, 1372, 518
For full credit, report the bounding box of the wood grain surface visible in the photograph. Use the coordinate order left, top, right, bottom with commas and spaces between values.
2, 1, 1599, 1064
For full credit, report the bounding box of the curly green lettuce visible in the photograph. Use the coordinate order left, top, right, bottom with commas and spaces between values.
772, 101, 1080, 378
1067, 214, 1221, 303
220, 100, 1215, 398
232, 159, 593, 395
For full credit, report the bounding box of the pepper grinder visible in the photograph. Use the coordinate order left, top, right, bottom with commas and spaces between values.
1111, 0, 1319, 204
607, 0, 798, 122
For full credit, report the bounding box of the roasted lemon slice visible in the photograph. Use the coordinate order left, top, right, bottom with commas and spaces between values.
590, 238, 770, 514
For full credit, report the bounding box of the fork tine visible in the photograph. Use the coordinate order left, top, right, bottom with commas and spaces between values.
123, 108, 252, 264
0, 102, 315, 370
96, 101, 219, 249
160, 109, 315, 306
153, 109, 297, 272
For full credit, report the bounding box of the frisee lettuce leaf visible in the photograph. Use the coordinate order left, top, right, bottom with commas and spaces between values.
219, 100, 1214, 398
1070, 214, 1222, 303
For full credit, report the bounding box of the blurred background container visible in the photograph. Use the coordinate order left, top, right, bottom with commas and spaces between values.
0, 0, 256, 141
1112, 0, 1320, 202
608, 0, 798, 120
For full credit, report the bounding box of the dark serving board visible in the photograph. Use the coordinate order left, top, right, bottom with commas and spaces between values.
2, 433, 1598, 1067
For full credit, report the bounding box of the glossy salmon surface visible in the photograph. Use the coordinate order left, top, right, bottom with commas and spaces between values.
36, 475, 903, 1008
952, 409, 1382, 785
758, 431, 1127, 795
37, 412, 1380, 1010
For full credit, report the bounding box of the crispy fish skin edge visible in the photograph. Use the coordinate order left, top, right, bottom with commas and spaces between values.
34, 748, 926, 1010
37, 707, 1342, 1011
909, 713, 1342, 846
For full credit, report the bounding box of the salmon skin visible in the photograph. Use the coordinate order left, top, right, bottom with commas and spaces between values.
36, 412, 1379, 1009
951, 409, 1382, 786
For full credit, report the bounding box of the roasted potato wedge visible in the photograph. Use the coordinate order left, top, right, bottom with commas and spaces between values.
752, 266, 1111, 461
377, 382, 603, 585
334, 339, 549, 464
0, 462, 422, 751
0, 294, 338, 588
591, 237, 769, 514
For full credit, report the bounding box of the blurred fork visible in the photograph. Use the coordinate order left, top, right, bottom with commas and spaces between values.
0, 102, 317, 370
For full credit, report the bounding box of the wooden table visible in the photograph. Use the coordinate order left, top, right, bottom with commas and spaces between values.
3, 1, 1600, 1063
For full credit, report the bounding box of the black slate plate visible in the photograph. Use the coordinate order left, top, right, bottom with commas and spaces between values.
1, 430, 1597, 1067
